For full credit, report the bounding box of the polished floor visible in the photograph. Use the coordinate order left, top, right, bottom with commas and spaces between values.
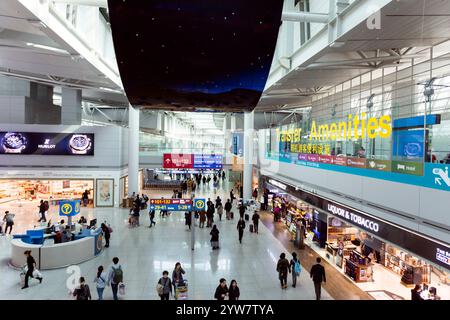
0, 181, 332, 300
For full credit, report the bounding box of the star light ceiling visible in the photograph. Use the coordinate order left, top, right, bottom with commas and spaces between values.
108, 0, 283, 112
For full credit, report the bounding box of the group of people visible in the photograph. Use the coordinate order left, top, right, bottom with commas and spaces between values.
73, 256, 124, 300
129, 193, 149, 227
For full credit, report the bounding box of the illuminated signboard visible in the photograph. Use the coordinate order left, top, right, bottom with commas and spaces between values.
163, 154, 222, 169
149, 199, 193, 211
0, 132, 94, 156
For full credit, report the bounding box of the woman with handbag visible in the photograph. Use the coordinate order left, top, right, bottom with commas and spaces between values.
93, 266, 107, 300
157, 271, 173, 300
21, 250, 42, 289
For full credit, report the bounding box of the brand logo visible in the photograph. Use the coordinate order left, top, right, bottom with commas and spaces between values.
327, 204, 379, 233
38, 138, 56, 149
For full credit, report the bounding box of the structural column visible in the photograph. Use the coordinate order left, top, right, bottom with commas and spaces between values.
128, 105, 140, 196
61, 87, 82, 125
243, 111, 254, 200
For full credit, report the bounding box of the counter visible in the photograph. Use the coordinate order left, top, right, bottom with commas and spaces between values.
10, 228, 103, 270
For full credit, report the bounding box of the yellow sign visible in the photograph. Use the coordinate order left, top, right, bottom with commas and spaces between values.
194, 199, 205, 210
61, 203, 73, 215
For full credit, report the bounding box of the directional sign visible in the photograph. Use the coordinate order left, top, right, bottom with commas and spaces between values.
149, 199, 193, 211
194, 198, 206, 211
59, 200, 81, 217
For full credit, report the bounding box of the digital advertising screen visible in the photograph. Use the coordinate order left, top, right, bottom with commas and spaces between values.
0, 132, 94, 156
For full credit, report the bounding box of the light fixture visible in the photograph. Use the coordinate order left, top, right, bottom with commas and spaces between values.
26, 42, 69, 54
99, 87, 123, 94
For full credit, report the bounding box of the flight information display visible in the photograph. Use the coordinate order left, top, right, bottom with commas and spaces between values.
163, 154, 222, 169
149, 199, 193, 211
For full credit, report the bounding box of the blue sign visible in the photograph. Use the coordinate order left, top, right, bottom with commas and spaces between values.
392, 129, 424, 160
149, 204, 193, 211
193, 154, 223, 169
267, 154, 450, 192
194, 198, 206, 211
59, 200, 81, 217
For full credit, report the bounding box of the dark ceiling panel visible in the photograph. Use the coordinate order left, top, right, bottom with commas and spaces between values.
108, 0, 283, 112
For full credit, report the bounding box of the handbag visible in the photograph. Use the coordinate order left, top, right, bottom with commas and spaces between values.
32, 268, 42, 278
118, 282, 126, 295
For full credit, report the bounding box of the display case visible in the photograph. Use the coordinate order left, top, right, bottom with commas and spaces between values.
344, 250, 373, 282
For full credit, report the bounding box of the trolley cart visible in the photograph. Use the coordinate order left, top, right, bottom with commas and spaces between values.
174, 280, 188, 300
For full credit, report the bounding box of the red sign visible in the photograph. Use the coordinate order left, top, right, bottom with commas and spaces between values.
332, 156, 347, 166
318, 155, 333, 164
346, 157, 367, 168
163, 153, 193, 169
150, 199, 192, 205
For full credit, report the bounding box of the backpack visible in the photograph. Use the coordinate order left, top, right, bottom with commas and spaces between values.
294, 260, 302, 274
112, 266, 123, 284
44, 202, 49, 211
75, 286, 89, 300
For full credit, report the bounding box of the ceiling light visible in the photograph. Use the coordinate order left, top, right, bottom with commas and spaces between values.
99, 87, 123, 94
26, 42, 69, 54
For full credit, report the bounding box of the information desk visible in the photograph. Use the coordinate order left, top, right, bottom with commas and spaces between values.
10, 228, 103, 270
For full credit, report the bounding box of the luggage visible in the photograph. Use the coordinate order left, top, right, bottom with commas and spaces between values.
175, 281, 188, 300
245, 214, 249, 221
230, 212, 234, 219
249, 224, 254, 233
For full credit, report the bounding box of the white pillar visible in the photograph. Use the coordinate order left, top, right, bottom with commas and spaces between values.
231, 114, 237, 132
128, 105, 140, 196
61, 87, 82, 125
243, 111, 254, 200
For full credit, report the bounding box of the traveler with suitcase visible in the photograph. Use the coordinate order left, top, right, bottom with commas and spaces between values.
237, 218, 246, 244
252, 212, 260, 234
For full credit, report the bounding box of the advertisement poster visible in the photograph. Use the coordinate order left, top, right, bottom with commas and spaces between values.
96, 179, 114, 207
0, 132, 94, 156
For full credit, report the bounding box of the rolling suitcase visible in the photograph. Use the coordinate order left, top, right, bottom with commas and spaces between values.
249, 224, 254, 233
245, 214, 249, 221
230, 212, 234, 219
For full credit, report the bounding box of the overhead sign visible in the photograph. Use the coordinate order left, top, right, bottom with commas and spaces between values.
0, 132, 94, 156
163, 154, 222, 169
194, 198, 206, 211
59, 200, 81, 217
149, 199, 193, 211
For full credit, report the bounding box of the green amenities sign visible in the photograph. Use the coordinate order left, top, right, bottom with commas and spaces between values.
392, 161, 424, 176
366, 159, 391, 172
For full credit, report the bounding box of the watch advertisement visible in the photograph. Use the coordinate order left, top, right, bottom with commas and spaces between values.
0, 132, 94, 156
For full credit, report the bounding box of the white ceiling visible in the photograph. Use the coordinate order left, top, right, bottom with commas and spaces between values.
257, 0, 450, 112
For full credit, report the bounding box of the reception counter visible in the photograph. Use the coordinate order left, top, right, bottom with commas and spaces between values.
10, 228, 103, 270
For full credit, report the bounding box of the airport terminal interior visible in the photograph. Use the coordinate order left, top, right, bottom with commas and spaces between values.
0, 0, 449, 301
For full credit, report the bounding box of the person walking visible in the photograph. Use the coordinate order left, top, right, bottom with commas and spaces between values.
252, 188, 258, 200
82, 190, 89, 207
107, 257, 123, 300
224, 199, 232, 220
206, 204, 214, 228
216, 201, 223, 221
93, 266, 107, 300
230, 190, 235, 203
290, 252, 301, 288
199, 210, 206, 228
21, 250, 43, 289
210, 225, 220, 250
214, 278, 228, 300
3, 211, 15, 235
172, 262, 186, 290
73, 277, 91, 300
252, 211, 260, 234
237, 218, 246, 244
101, 223, 111, 248
157, 271, 173, 300
228, 280, 240, 300
185, 211, 192, 230
310, 257, 326, 300
276, 253, 290, 289
148, 208, 156, 228
239, 203, 246, 219
38, 200, 46, 222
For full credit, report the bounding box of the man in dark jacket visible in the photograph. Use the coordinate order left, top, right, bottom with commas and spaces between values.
237, 218, 246, 244
214, 278, 229, 300
310, 257, 326, 300
224, 199, 232, 220
252, 212, 260, 234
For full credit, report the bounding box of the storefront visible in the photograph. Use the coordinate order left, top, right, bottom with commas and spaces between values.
0, 179, 94, 206
262, 175, 450, 300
